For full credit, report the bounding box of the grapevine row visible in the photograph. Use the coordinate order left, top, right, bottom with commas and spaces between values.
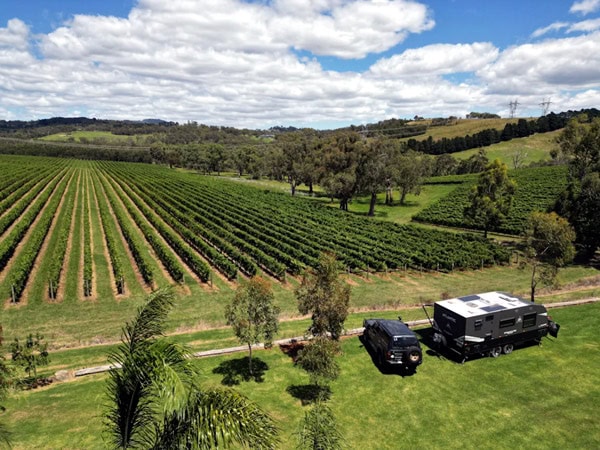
100, 172, 185, 283
154, 177, 319, 271
169, 173, 447, 270
167, 176, 390, 270
46, 170, 78, 299
413, 165, 568, 234
138, 177, 295, 277
107, 166, 300, 277
0, 169, 68, 274
91, 172, 125, 294
7, 171, 70, 302
102, 170, 212, 282
0, 170, 58, 235
101, 164, 243, 279
110, 163, 507, 272
82, 172, 93, 296
95, 171, 154, 286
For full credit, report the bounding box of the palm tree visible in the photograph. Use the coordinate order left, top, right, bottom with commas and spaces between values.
105, 288, 278, 449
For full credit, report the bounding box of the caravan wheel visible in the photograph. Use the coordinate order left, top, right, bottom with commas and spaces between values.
489, 346, 502, 358
502, 343, 514, 354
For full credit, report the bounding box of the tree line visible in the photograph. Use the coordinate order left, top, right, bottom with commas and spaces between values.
2, 108, 599, 220
0, 127, 554, 219
552, 113, 600, 258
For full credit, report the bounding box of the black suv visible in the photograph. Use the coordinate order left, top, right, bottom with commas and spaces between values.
363, 318, 423, 368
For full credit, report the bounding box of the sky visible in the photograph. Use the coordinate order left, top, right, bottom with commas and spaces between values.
0, 0, 599, 129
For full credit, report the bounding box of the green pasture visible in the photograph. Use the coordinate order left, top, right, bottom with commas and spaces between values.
39, 130, 142, 145
401, 118, 519, 142
3, 302, 599, 449
452, 130, 561, 166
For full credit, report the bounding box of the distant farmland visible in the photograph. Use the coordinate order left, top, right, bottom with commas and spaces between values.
0, 155, 508, 305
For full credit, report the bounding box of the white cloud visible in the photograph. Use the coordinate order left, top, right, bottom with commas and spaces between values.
531, 22, 569, 38
478, 32, 600, 95
369, 42, 498, 78
570, 0, 600, 15
567, 17, 600, 32
532, 18, 600, 39
0, 1, 599, 127
0, 18, 30, 50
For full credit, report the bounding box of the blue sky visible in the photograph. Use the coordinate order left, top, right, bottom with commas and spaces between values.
0, 0, 599, 128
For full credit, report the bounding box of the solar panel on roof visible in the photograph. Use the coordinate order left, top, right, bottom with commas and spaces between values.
481, 305, 505, 312
459, 295, 481, 302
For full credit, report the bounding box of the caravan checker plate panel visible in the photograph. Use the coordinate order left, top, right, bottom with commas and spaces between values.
436, 291, 529, 318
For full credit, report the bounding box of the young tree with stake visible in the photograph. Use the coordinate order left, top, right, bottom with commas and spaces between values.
295, 253, 351, 340
523, 212, 576, 302
225, 276, 280, 375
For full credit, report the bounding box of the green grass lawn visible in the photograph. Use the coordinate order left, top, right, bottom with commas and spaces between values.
340, 184, 458, 223
2, 261, 598, 351
3, 302, 599, 449
226, 175, 459, 225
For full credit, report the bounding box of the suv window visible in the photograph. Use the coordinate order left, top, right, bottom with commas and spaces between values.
392, 336, 418, 348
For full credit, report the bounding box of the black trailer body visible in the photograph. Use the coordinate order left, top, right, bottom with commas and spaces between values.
432, 292, 559, 360
363, 318, 423, 367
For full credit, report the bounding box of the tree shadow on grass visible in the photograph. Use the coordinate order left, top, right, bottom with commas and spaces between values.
212, 356, 269, 386
286, 384, 332, 406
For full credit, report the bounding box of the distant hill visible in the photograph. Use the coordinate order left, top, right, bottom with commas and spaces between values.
141, 118, 169, 124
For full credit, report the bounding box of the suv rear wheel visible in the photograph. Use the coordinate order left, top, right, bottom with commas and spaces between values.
407, 347, 422, 364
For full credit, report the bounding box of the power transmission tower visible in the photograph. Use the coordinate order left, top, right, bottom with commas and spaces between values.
539, 97, 552, 116
509, 99, 519, 118
360, 124, 368, 141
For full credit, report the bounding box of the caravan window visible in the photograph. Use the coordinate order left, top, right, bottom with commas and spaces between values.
474, 319, 483, 330
499, 317, 516, 328
523, 313, 537, 328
